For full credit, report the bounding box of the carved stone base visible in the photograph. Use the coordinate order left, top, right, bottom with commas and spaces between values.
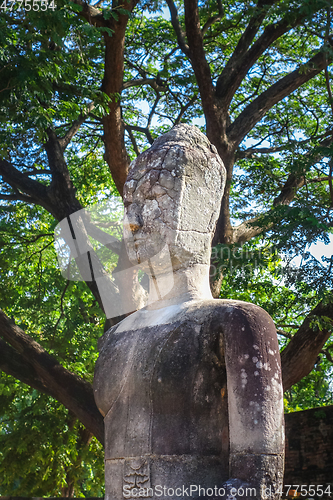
105, 454, 227, 500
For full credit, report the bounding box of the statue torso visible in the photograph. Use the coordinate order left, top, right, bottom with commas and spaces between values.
94, 299, 284, 499
94, 300, 231, 498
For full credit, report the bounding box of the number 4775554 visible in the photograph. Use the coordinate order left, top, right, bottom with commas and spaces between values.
0, 0, 56, 10
283, 484, 332, 497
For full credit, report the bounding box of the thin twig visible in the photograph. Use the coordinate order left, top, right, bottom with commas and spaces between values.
53, 280, 70, 332
148, 93, 161, 128
201, 0, 224, 36
174, 94, 198, 125
14, 242, 54, 272
276, 329, 293, 339
321, 348, 333, 363
59, 101, 95, 150
126, 128, 140, 156
125, 124, 154, 145
122, 78, 167, 92
277, 324, 299, 329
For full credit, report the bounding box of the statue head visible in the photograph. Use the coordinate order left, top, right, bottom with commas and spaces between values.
123, 124, 226, 273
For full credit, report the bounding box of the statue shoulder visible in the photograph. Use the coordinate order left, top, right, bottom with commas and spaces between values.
97, 323, 118, 352
211, 298, 274, 321
184, 298, 274, 327
207, 299, 278, 357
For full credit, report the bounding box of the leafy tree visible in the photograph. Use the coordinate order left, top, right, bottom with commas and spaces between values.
1, 0, 333, 494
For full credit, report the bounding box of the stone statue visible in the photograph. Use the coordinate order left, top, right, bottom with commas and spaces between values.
94, 125, 284, 500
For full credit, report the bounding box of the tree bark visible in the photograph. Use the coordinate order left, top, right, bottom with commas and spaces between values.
0, 310, 104, 445
281, 300, 333, 391
0, 338, 52, 395
102, 25, 130, 196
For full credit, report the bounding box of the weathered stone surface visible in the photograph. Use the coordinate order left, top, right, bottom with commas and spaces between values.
123, 124, 226, 270
94, 125, 284, 500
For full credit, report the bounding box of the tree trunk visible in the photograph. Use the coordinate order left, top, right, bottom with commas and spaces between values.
0, 310, 104, 445
281, 300, 333, 391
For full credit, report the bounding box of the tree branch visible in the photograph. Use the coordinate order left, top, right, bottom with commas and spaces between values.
122, 78, 167, 93
328, 160, 333, 209
0, 338, 52, 395
324, 14, 333, 210
232, 175, 329, 244
59, 102, 96, 151
281, 300, 333, 391
22, 168, 52, 176
229, 174, 331, 244
69, 0, 107, 27
216, 3, 304, 108
232, 216, 272, 243
0, 159, 51, 210
276, 330, 292, 339
165, 0, 190, 56
237, 128, 333, 158
102, 19, 132, 196
147, 93, 161, 128
201, 0, 224, 36
124, 58, 147, 78
324, 6, 333, 114
125, 124, 154, 145
184, 0, 218, 144
174, 93, 198, 124
126, 127, 140, 156
232, 136, 333, 243
321, 347, 333, 363
227, 38, 333, 150
0, 310, 104, 445
271, 131, 333, 210
272, 173, 306, 207
0, 192, 40, 204
0, 140, 124, 320
84, 219, 122, 255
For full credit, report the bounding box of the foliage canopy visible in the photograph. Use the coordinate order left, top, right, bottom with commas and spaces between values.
1, 0, 333, 494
